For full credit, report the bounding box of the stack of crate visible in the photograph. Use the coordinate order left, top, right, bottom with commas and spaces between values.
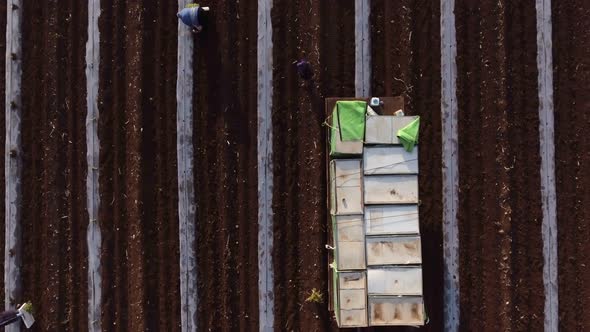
330, 114, 425, 327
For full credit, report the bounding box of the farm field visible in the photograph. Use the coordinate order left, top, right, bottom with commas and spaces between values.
0, 0, 587, 331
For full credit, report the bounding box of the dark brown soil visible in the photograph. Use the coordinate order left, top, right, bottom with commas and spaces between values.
20, 0, 88, 331
271, 0, 354, 331
370, 1, 443, 331
455, 1, 544, 331
192, 1, 259, 330
98, 1, 180, 331
552, 1, 590, 330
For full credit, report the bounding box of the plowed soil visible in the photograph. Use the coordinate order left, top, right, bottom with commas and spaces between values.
20, 0, 88, 331
191, 1, 259, 331
455, 1, 544, 331
271, 0, 354, 331
5, 0, 590, 331
98, 1, 180, 331
552, 1, 590, 330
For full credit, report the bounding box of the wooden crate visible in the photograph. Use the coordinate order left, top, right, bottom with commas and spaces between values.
363, 146, 419, 175
367, 267, 423, 296
368, 296, 425, 326
366, 236, 422, 265
330, 159, 364, 215
364, 175, 419, 204
364, 205, 420, 235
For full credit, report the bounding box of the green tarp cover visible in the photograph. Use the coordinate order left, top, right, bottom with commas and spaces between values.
336, 101, 366, 141
331, 261, 339, 322
397, 116, 420, 152
329, 122, 344, 157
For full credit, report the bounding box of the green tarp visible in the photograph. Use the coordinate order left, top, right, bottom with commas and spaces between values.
329, 122, 339, 156
336, 101, 366, 141
331, 260, 339, 323
329, 101, 366, 156
397, 116, 420, 152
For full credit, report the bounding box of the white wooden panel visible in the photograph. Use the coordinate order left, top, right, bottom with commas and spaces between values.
355, 0, 370, 97
535, 0, 558, 330
340, 309, 368, 327
365, 116, 418, 144
364, 175, 418, 204
337, 241, 365, 270
336, 215, 364, 242
334, 159, 362, 187
257, 0, 274, 329
368, 296, 424, 326
364, 146, 419, 175
332, 123, 363, 155
367, 268, 423, 296
339, 271, 366, 290
335, 187, 363, 214
441, 0, 460, 329
331, 160, 363, 214
366, 236, 422, 265
340, 289, 367, 310
365, 116, 393, 144
177, 1, 198, 330
365, 205, 420, 235
86, 0, 102, 330
5, 2, 22, 330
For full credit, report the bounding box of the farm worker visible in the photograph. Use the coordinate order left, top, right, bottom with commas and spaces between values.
295, 59, 313, 81
0, 309, 20, 327
0, 302, 35, 328
177, 4, 209, 33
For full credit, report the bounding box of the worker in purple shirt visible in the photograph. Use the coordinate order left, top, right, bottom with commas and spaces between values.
296, 59, 313, 81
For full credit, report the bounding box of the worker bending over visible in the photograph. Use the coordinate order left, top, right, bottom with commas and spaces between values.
177, 4, 210, 33
0, 303, 35, 329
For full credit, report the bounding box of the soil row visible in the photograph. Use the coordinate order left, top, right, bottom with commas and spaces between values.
98, 1, 180, 331
20, 0, 89, 330
552, 0, 590, 330
455, 1, 544, 331
192, 1, 259, 330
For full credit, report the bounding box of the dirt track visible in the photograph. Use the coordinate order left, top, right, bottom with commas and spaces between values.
553, 1, 590, 330
19, 1, 88, 330
455, 1, 544, 331
192, 1, 259, 330
271, 1, 354, 331
98, 1, 181, 331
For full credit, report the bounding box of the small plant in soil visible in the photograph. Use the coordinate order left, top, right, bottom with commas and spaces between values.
21, 302, 33, 315
305, 288, 323, 304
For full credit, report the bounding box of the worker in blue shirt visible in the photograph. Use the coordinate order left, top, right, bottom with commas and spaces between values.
177, 4, 210, 34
